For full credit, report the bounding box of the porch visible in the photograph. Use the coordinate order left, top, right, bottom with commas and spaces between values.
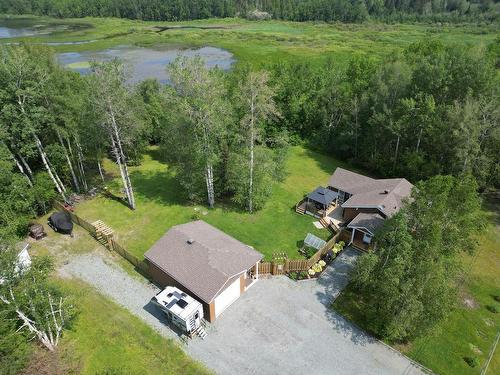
344, 228, 373, 252
295, 186, 339, 218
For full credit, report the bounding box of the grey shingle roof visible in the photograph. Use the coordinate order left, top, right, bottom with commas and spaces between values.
347, 212, 385, 234
328, 168, 413, 217
144, 220, 263, 303
307, 186, 338, 206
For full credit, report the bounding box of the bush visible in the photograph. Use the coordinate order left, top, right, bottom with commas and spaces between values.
464, 356, 480, 368
299, 271, 308, 279
486, 305, 498, 313
289, 271, 298, 280
303, 246, 317, 258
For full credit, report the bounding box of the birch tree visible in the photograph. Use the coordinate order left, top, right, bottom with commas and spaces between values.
167, 57, 229, 208
0, 45, 68, 200
0, 247, 74, 352
89, 60, 139, 209
235, 71, 280, 213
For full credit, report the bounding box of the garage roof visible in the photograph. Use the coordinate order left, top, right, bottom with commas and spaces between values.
144, 220, 263, 303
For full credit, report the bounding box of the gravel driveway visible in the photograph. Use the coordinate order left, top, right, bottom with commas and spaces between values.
60, 248, 425, 375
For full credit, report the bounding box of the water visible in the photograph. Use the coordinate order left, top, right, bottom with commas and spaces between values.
0, 18, 90, 38
58, 45, 235, 84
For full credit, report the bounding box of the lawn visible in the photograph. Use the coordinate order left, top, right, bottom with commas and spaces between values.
55, 279, 210, 375
1, 15, 497, 67
333, 199, 500, 375
73, 145, 351, 260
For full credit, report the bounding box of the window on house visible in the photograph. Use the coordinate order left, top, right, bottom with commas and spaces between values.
363, 233, 372, 244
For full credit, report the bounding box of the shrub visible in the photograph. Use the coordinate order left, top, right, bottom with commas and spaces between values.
486, 305, 498, 313
308, 268, 315, 276
318, 260, 326, 267
299, 271, 308, 279
464, 356, 480, 368
303, 246, 317, 258
289, 271, 298, 280
312, 263, 322, 273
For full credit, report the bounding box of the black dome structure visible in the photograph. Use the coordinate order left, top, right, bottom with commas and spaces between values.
48, 211, 73, 235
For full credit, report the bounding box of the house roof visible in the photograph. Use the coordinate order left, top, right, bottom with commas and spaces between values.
328, 168, 413, 217
347, 212, 385, 234
307, 186, 338, 207
144, 220, 263, 304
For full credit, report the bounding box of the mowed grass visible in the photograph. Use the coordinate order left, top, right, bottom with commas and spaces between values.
334, 200, 500, 375
2, 15, 497, 67
74, 145, 349, 260
57, 279, 210, 375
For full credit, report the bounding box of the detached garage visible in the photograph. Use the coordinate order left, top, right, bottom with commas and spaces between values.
144, 220, 263, 322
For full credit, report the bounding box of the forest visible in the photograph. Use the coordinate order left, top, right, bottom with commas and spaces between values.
1, 39, 498, 242
0, 13, 499, 372
1, 0, 499, 23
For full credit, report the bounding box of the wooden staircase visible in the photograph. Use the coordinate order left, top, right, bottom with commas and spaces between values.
92, 220, 114, 248
295, 200, 306, 214
193, 325, 208, 339
319, 217, 338, 234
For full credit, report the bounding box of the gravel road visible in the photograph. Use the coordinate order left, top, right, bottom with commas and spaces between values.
60, 251, 426, 375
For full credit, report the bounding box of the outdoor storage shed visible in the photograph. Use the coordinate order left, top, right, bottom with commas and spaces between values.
144, 220, 263, 322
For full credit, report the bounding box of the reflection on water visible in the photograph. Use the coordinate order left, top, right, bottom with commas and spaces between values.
58, 45, 235, 84
0, 18, 90, 38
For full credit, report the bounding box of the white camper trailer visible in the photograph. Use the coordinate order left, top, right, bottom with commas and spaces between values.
152, 286, 207, 338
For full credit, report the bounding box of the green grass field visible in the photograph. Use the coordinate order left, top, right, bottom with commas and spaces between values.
1, 15, 497, 67
57, 280, 210, 375
334, 200, 500, 375
73, 146, 353, 260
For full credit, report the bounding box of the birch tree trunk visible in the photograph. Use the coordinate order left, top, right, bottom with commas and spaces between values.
109, 110, 135, 210
205, 163, 215, 208
7, 146, 33, 186
393, 134, 400, 172
34, 134, 66, 200
97, 158, 105, 182
17, 152, 33, 180
248, 96, 255, 214
73, 137, 88, 191
0, 292, 65, 352
416, 127, 423, 153
57, 129, 80, 193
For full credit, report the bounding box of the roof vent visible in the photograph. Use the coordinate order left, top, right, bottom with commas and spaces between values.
187, 239, 195, 245
382, 189, 390, 194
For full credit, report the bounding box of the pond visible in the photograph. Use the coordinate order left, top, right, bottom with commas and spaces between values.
58, 45, 235, 84
0, 18, 90, 38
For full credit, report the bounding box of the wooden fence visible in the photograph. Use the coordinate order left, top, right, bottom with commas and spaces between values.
54, 201, 150, 277
258, 231, 342, 275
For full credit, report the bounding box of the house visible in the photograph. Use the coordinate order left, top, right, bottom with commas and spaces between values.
327, 167, 413, 250
144, 220, 263, 322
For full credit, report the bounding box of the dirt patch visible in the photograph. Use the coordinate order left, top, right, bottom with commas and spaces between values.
19, 346, 81, 375
460, 289, 479, 309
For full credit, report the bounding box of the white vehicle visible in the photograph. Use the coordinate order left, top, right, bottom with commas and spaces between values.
151, 286, 206, 338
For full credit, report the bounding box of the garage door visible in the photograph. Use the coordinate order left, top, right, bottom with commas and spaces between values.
214, 277, 241, 317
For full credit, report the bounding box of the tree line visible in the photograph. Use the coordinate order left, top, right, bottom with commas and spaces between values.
269, 39, 499, 189
0, 0, 498, 23
0, 44, 287, 241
